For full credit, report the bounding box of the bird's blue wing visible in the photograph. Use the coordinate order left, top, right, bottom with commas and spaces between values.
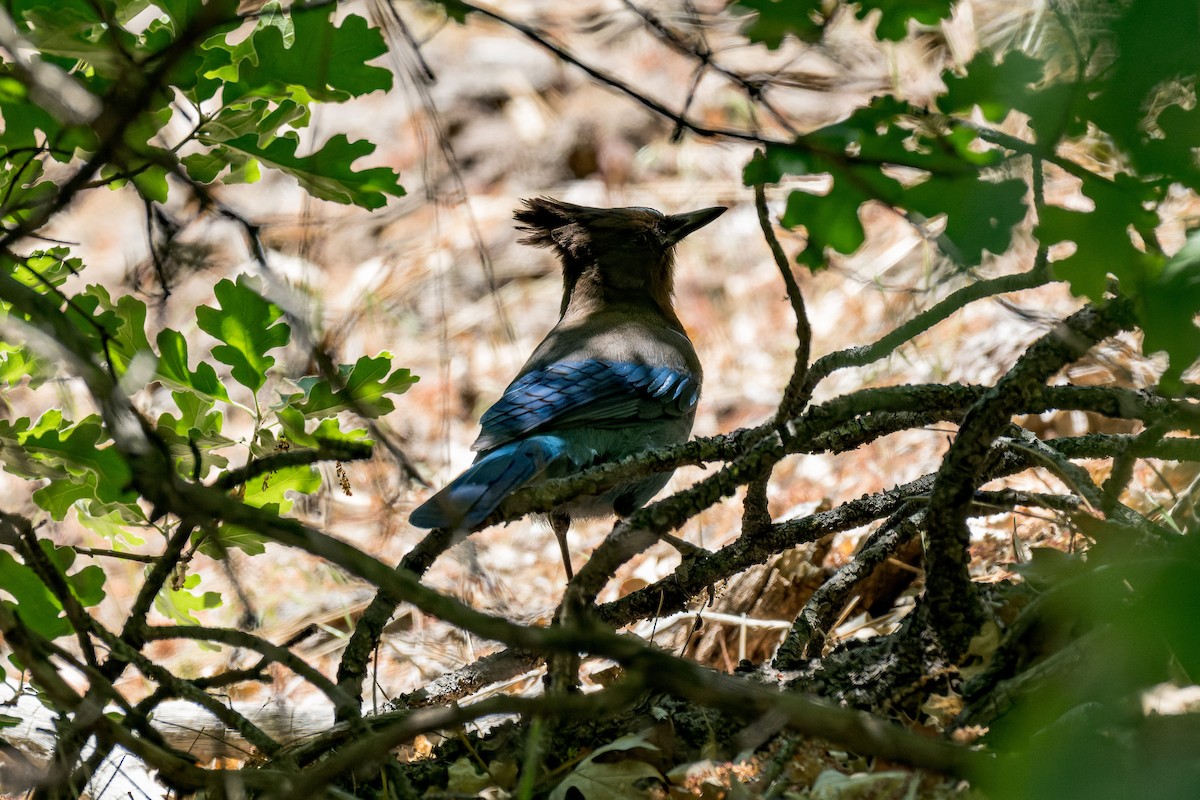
409, 435, 569, 530
473, 359, 699, 451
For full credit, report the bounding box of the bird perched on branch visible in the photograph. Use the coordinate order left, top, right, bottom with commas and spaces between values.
409, 197, 725, 578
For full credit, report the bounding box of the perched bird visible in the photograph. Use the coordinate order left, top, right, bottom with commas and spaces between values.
409, 197, 725, 577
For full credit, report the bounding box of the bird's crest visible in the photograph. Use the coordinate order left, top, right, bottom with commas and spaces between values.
515, 198, 665, 253
514, 197, 725, 318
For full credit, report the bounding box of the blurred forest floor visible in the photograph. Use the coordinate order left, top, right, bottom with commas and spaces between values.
3, 0, 1195, 794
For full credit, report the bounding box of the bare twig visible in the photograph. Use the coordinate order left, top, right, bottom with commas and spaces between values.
754, 175, 812, 426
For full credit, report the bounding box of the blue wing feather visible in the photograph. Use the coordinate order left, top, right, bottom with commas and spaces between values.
410, 359, 700, 530
474, 359, 698, 451
409, 435, 570, 530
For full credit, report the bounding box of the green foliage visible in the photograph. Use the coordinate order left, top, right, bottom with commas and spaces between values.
1139, 235, 1200, 388
857, 0, 955, 41
2, 0, 1200, 794
283, 354, 418, 420
0, 256, 403, 551
207, 133, 405, 209
208, 3, 393, 103
196, 276, 291, 393
0, 0, 403, 212
0, 541, 105, 641
154, 572, 222, 626
738, 6, 1200, 789
939, 51, 1079, 144
0, 0, 413, 667
156, 330, 231, 401
732, 0, 954, 46
0, 411, 137, 517
745, 98, 1024, 268
731, 0, 827, 48
744, 4, 1200, 382
981, 526, 1200, 800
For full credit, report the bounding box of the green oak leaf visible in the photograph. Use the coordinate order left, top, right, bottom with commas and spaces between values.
941, 51, 1046, 123
439, 0, 472, 23
274, 405, 315, 447
155, 573, 222, 626
311, 417, 371, 446
745, 138, 902, 267
76, 506, 148, 548
164, 390, 223, 437
781, 164, 901, 267
940, 50, 1077, 145
129, 163, 171, 203
0, 158, 53, 226
155, 388, 234, 478
68, 285, 153, 376
0, 342, 45, 388
856, 0, 954, 41
199, 98, 310, 145
782, 182, 869, 265
1037, 177, 1162, 302
21, 415, 135, 506
1085, 0, 1200, 173
195, 275, 291, 392
0, 541, 106, 641
156, 329, 230, 401
905, 174, 1027, 265
199, 524, 267, 557
275, 408, 373, 450
730, 0, 826, 48
155, 422, 233, 479
1138, 232, 1200, 389
17, 248, 82, 291
1124, 101, 1200, 193
14, 2, 129, 76
290, 355, 417, 419
242, 463, 320, 514
180, 150, 231, 184
212, 4, 391, 102
210, 133, 404, 209
32, 476, 96, 520
157, 0, 241, 34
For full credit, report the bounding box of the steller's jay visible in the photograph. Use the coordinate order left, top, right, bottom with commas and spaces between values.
409, 197, 725, 577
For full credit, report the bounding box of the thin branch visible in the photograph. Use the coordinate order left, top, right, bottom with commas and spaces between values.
620, 0, 799, 136
141, 625, 359, 719
754, 175, 812, 426
777, 505, 923, 666
803, 267, 1053, 395
213, 441, 374, 491
454, 0, 779, 145
0, 605, 285, 795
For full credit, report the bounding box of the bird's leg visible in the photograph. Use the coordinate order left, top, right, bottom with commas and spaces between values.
660, 532, 705, 559
550, 510, 574, 581
546, 510, 581, 693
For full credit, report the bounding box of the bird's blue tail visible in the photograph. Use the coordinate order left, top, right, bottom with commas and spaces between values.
409, 435, 570, 530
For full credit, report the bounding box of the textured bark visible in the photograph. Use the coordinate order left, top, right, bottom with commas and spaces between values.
922, 301, 1136, 659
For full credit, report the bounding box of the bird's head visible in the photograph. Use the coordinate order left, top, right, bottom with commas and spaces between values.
515, 197, 725, 318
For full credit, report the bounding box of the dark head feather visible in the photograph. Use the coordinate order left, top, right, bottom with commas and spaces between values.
513, 197, 725, 318
515, 198, 666, 253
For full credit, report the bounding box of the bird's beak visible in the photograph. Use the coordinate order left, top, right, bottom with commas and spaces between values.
661, 206, 727, 246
